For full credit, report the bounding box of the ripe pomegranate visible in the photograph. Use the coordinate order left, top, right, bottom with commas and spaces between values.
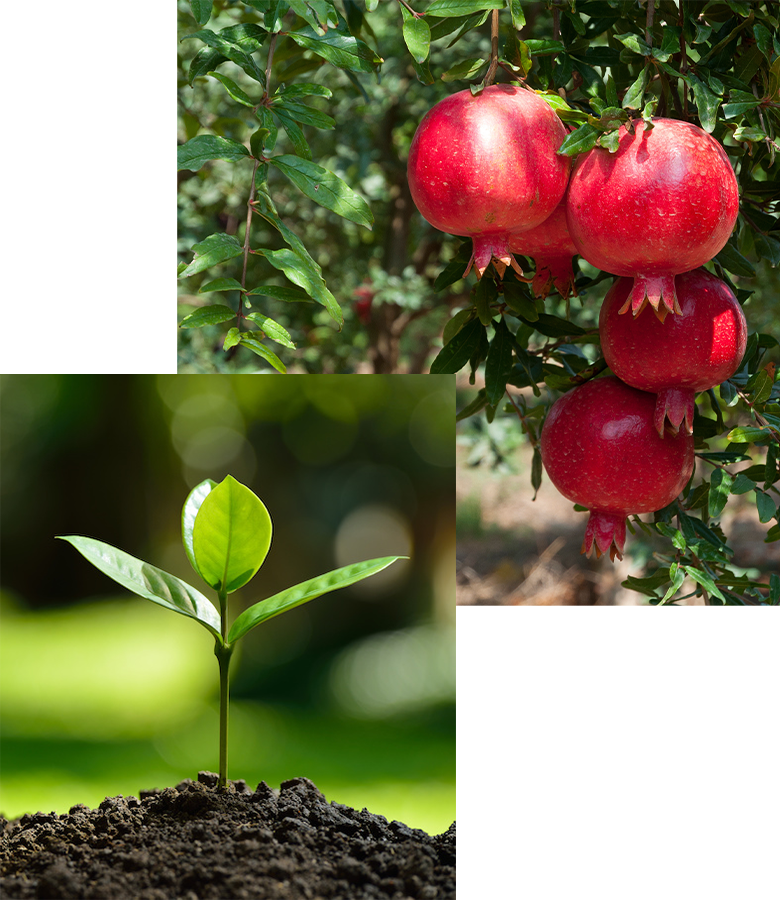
540, 376, 695, 561
509, 202, 578, 299
407, 84, 571, 279
565, 118, 739, 319
600, 268, 748, 437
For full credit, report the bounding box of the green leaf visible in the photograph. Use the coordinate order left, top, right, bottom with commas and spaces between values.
754, 490, 777, 524
276, 83, 333, 99
246, 284, 313, 302
192, 475, 273, 595
532, 314, 585, 338
441, 58, 486, 82
425, 0, 502, 16
502, 283, 538, 321
716, 240, 756, 278
251, 189, 343, 323
531, 446, 542, 500
730, 471, 757, 494
258, 246, 342, 323
268, 155, 373, 228
208, 71, 257, 107
689, 74, 720, 133
190, 0, 213, 25
621, 569, 670, 598
180, 233, 244, 278
708, 467, 733, 518
177, 135, 250, 171
182, 479, 217, 580
401, 7, 431, 64
682, 565, 726, 603
57, 535, 222, 640
770, 572, 780, 604
659, 566, 686, 605
442, 308, 476, 346
179, 305, 237, 329
245, 312, 296, 349
238, 334, 288, 373
622, 64, 650, 109
272, 108, 312, 160
746, 367, 776, 405
224, 327, 241, 351
727, 426, 773, 443
183, 29, 266, 84
509, 0, 525, 30
485, 318, 514, 407
272, 99, 335, 130
524, 39, 565, 56
430, 317, 484, 374
200, 278, 245, 293
722, 90, 761, 119
556, 123, 600, 156
288, 22, 382, 72
228, 557, 406, 643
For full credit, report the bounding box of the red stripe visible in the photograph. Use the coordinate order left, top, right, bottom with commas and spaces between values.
455, 709, 657, 738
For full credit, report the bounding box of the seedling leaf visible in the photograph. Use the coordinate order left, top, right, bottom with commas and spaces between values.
182, 478, 217, 579
57, 535, 222, 640
192, 475, 273, 594
228, 556, 406, 642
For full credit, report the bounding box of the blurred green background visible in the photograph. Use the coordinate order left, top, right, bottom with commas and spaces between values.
0, 375, 455, 834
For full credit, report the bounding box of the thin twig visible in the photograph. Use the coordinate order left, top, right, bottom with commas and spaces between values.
484, 9, 500, 87
645, 0, 655, 49
239, 159, 261, 325
265, 32, 279, 95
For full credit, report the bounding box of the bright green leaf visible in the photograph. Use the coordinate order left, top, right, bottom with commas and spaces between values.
708, 467, 734, 518
57, 535, 222, 640
179, 305, 237, 329
200, 278, 245, 293
425, 0, 502, 16
190, 0, 213, 25
224, 327, 241, 350
177, 134, 250, 171
192, 475, 273, 595
727, 426, 773, 443
180, 233, 244, 278
288, 23, 382, 72
238, 334, 288, 373
228, 556, 406, 642
245, 313, 296, 349
682, 565, 726, 602
208, 71, 257, 107
441, 58, 486, 82
268, 155, 373, 228
271, 99, 336, 130
401, 9, 431, 64
182, 479, 217, 580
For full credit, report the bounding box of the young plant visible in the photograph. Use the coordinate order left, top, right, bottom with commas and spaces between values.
58, 475, 406, 789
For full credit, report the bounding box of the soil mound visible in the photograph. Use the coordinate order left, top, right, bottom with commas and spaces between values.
0, 773, 455, 899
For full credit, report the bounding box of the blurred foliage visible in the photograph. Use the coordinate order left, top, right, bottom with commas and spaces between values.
0, 374, 454, 829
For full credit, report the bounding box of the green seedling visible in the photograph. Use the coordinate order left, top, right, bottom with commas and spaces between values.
58, 475, 406, 789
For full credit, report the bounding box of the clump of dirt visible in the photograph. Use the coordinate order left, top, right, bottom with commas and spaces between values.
0, 773, 455, 900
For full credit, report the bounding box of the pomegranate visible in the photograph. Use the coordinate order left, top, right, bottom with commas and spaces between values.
565, 118, 739, 319
407, 84, 571, 279
540, 376, 695, 561
509, 202, 578, 299
600, 268, 748, 437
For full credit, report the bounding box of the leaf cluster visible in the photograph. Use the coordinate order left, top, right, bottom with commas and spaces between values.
59, 475, 404, 646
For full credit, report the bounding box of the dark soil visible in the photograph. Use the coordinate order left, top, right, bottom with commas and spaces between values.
0, 773, 455, 900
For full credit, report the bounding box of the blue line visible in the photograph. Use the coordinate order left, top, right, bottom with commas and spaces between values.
734, 612, 780, 616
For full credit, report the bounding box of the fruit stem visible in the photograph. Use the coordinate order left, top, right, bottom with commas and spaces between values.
483, 9, 500, 87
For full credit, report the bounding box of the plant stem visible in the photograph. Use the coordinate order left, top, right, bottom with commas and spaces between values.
215, 588, 233, 790
239, 159, 261, 323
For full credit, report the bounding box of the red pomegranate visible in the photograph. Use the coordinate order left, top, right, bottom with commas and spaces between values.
509, 202, 578, 299
540, 376, 695, 561
565, 118, 739, 319
407, 84, 571, 279
600, 268, 748, 437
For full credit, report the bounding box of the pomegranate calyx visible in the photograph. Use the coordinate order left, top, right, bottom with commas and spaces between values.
531, 256, 578, 301
581, 510, 627, 562
617, 274, 681, 320
655, 387, 695, 438
466, 235, 525, 280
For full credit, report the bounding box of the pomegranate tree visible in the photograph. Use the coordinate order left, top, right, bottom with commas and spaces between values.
509, 202, 578, 300
600, 268, 748, 437
565, 118, 739, 319
407, 84, 571, 279
540, 377, 695, 561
